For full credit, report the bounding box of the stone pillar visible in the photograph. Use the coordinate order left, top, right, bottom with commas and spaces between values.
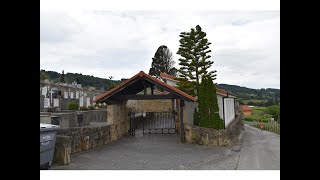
53, 135, 71, 165
107, 101, 129, 141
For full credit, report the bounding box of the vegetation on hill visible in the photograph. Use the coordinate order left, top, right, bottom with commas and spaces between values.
40, 70, 121, 91
216, 84, 280, 106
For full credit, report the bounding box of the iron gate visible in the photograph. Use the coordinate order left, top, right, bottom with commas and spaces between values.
128, 111, 176, 136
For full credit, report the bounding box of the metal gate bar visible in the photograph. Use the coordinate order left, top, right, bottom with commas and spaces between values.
143, 112, 176, 134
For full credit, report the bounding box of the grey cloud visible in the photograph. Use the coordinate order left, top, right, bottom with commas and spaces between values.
41, 11, 279, 89
40, 12, 83, 43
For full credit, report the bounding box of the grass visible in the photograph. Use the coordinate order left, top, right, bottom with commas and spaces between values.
243, 106, 267, 122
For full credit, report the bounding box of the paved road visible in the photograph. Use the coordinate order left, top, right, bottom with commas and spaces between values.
52, 130, 241, 170
51, 124, 279, 170
237, 124, 280, 170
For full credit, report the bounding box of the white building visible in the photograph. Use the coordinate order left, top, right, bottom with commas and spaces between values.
160, 73, 237, 128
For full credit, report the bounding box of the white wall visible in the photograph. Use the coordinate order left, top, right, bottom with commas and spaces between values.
224, 98, 235, 128
217, 95, 224, 119
183, 101, 197, 125
166, 79, 178, 87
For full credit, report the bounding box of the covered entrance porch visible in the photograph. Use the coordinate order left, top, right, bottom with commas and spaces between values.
93, 71, 196, 142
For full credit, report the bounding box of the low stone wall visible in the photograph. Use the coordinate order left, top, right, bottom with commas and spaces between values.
54, 118, 129, 154
53, 103, 129, 165
184, 113, 243, 147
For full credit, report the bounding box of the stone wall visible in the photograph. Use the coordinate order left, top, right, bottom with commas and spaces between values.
184, 113, 243, 147
53, 102, 129, 165
53, 116, 129, 164
126, 99, 172, 112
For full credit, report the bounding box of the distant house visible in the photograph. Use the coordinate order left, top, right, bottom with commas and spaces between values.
240, 105, 253, 116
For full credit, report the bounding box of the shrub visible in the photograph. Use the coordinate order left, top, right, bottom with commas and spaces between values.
68, 101, 79, 110
244, 117, 255, 121
198, 76, 224, 129
193, 108, 200, 126
265, 105, 280, 121
79, 106, 89, 111
88, 106, 95, 110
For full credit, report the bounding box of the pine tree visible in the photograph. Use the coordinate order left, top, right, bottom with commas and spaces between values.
197, 76, 224, 129
149, 45, 177, 79
61, 70, 65, 83
176, 25, 217, 96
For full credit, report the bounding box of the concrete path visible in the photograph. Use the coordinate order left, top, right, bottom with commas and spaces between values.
52, 130, 241, 170
237, 124, 280, 170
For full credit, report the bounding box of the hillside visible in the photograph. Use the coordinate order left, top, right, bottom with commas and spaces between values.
216, 84, 280, 106
40, 70, 279, 106
40, 70, 122, 91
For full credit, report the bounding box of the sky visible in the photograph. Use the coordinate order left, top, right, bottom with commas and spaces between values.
40, 0, 280, 89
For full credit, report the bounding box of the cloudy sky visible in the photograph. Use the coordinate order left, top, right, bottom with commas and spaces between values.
40, 0, 280, 89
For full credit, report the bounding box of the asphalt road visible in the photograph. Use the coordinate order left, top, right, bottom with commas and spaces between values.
237, 124, 280, 170
52, 130, 241, 170
51, 124, 279, 170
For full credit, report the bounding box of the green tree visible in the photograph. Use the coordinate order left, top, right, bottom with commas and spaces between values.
61, 70, 66, 83
197, 76, 223, 129
265, 105, 280, 122
40, 71, 49, 80
149, 45, 177, 79
193, 108, 200, 126
176, 25, 217, 96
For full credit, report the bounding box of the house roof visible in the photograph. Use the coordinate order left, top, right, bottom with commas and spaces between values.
160, 72, 177, 80
93, 71, 196, 103
240, 105, 253, 111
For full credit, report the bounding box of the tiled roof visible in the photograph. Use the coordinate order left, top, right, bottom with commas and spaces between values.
94, 71, 196, 103
160, 72, 177, 80
240, 105, 253, 111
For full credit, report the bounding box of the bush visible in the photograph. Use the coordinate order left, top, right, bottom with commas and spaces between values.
265, 105, 280, 121
193, 108, 200, 126
244, 117, 255, 122
88, 106, 95, 110
79, 106, 89, 111
68, 101, 79, 110
198, 76, 224, 129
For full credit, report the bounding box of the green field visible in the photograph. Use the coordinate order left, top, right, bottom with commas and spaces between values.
243, 106, 269, 122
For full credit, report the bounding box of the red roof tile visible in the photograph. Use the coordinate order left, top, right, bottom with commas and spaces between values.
160, 72, 177, 80
240, 105, 252, 111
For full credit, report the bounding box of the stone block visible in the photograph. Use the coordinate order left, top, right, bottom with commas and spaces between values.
53, 135, 71, 165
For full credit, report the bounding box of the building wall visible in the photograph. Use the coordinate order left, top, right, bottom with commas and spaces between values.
224, 98, 235, 128
166, 79, 178, 87
183, 101, 197, 125
217, 95, 224, 119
